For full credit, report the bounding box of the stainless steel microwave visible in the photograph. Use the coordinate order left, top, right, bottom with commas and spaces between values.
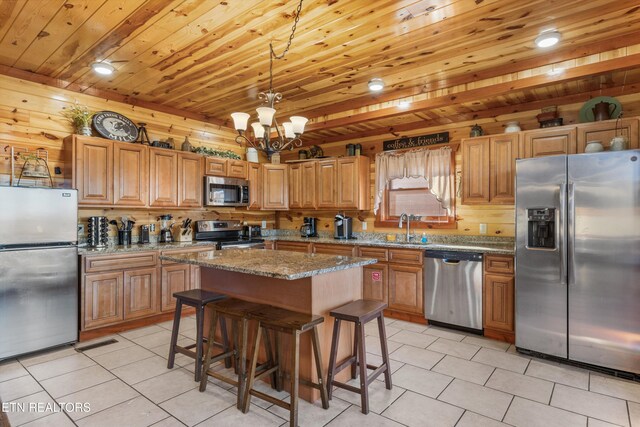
204, 176, 249, 207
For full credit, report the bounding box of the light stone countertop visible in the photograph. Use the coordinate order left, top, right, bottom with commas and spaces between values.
263, 235, 515, 255
159, 248, 378, 280
78, 241, 217, 256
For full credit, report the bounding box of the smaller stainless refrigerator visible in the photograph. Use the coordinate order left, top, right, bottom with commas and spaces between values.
0, 187, 79, 360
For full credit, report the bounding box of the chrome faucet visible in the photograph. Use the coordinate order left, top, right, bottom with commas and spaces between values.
398, 213, 412, 242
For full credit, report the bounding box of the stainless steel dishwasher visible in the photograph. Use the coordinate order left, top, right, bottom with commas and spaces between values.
424, 250, 483, 334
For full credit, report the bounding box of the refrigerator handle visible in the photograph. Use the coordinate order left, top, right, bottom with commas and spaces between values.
567, 182, 575, 287
559, 183, 567, 286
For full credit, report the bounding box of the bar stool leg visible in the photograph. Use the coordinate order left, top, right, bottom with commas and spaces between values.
167, 300, 182, 369
311, 326, 329, 409
199, 307, 218, 391
356, 321, 369, 414
351, 324, 358, 380
326, 318, 341, 400
242, 321, 262, 414
275, 331, 284, 392
236, 317, 248, 410
262, 328, 278, 389
220, 316, 232, 369
194, 304, 205, 382
377, 313, 392, 390
290, 330, 300, 427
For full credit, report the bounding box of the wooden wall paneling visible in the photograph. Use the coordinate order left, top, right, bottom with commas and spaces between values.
489, 133, 518, 204
177, 152, 203, 207
84, 272, 123, 329
113, 141, 148, 206
317, 159, 337, 208
523, 126, 577, 157
123, 267, 159, 320
576, 118, 639, 152
149, 147, 178, 207
462, 137, 490, 204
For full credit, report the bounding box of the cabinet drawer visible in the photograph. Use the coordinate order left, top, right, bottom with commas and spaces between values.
275, 241, 311, 253
484, 255, 514, 274
358, 246, 388, 262
205, 157, 228, 176
388, 248, 423, 265
85, 252, 157, 273
227, 160, 248, 179
313, 243, 356, 256
160, 246, 217, 265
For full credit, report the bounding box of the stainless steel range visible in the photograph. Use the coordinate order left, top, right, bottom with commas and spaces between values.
194, 220, 264, 249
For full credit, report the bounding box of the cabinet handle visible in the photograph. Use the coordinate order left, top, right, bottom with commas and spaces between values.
442, 259, 460, 265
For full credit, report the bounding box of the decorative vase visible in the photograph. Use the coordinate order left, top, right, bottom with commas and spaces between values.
584, 140, 604, 153
470, 124, 484, 137
79, 125, 92, 136
609, 136, 628, 151
246, 147, 259, 163
270, 152, 281, 164
181, 136, 193, 152
504, 121, 521, 133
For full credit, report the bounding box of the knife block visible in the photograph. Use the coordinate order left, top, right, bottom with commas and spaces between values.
176, 227, 192, 242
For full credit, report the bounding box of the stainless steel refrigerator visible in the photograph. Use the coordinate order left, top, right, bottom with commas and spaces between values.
0, 187, 78, 360
515, 150, 639, 375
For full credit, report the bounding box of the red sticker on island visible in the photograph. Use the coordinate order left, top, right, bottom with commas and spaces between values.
372, 272, 381, 281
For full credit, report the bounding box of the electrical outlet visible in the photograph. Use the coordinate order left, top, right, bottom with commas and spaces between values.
479, 223, 487, 234
77, 224, 84, 234
362, 221, 367, 231
262, 220, 267, 228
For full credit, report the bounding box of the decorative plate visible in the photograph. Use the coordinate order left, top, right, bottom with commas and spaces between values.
578, 96, 622, 123
92, 111, 139, 142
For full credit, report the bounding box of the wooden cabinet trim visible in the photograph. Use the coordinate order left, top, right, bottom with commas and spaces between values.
85, 252, 158, 273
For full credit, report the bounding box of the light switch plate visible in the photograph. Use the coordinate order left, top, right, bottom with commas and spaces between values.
479, 223, 487, 234
262, 220, 267, 228
362, 222, 367, 230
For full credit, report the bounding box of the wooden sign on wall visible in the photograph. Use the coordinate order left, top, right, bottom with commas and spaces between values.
383, 132, 449, 151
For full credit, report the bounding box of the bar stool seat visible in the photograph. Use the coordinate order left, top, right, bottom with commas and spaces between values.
200, 298, 276, 409
167, 289, 228, 382
242, 305, 329, 427
326, 299, 392, 414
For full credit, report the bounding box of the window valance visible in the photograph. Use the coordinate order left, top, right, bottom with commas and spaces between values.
374, 147, 453, 214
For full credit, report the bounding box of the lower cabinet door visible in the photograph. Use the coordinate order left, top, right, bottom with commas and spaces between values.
123, 267, 158, 320
483, 273, 515, 332
363, 263, 388, 304
84, 272, 124, 329
388, 264, 423, 314
161, 264, 190, 312
190, 265, 201, 289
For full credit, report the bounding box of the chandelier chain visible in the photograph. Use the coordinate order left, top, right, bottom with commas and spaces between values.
269, 0, 304, 91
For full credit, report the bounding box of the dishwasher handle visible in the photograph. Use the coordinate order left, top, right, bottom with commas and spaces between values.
442, 259, 461, 265
424, 250, 483, 262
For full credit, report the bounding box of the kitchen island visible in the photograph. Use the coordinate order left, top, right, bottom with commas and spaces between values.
159, 248, 378, 402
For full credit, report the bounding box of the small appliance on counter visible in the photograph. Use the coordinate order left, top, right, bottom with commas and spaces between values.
138, 225, 150, 244
87, 216, 109, 248
158, 214, 174, 243
300, 217, 319, 238
195, 220, 264, 249
242, 224, 262, 240
334, 214, 354, 240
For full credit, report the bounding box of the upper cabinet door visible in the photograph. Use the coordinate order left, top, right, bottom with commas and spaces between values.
523, 126, 577, 158
204, 157, 228, 176
262, 164, 288, 210
149, 148, 178, 207
75, 137, 113, 205
489, 133, 518, 204
317, 159, 337, 208
301, 161, 317, 209
289, 163, 303, 209
461, 137, 490, 204
247, 162, 262, 210
577, 118, 639, 152
337, 157, 359, 209
227, 160, 248, 179
113, 142, 148, 206
177, 152, 202, 207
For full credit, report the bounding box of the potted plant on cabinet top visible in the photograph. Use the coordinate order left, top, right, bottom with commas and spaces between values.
62, 103, 94, 136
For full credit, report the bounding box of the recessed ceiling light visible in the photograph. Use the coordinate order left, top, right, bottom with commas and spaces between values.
91, 62, 114, 76
368, 78, 384, 92
535, 31, 561, 48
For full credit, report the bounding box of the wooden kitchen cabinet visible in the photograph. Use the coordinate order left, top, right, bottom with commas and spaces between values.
489, 133, 518, 204
577, 118, 639, 152
113, 141, 148, 206
461, 137, 489, 204
227, 160, 248, 179
149, 147, 178, 207
301, 161, 317, 209
483, 254, 515, 343
262, 164, 288, 210
523, 126, 577, 158
316, 159, 337, 208
388, 263, 423, 315
289, 163, 303, 209
313, 243, 357, 256
247, 162, 262, 210
337, 157, 370, 210
275, 241, 312, 253
177, 152, 202, 207
123, 267, 158, 320
363, 263, 388, 304
204, 157, 228, 176
83, 271, 123, 329
161, 264, 190, 312
73, 136, 113, 205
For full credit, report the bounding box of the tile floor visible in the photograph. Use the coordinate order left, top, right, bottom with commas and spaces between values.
1, 316, 639, 427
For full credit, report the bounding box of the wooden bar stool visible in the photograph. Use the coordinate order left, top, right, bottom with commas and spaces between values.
200, 298, 276, 410
326, 300, 392, 414
167, 289, 228, 382
242, 305, 329, 427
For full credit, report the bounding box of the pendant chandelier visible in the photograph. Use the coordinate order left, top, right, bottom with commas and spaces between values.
231, 0, 307, 159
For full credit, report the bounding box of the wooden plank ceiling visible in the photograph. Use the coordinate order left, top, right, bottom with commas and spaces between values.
0, 0, 639, 145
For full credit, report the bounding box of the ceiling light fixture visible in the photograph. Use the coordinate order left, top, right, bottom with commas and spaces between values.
231, 0, 307, 159
91, 62, 115, 75
535, 30, 561, 48
368, 78, 385, 92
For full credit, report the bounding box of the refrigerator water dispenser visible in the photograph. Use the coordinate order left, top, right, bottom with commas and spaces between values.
527, 208, 556, 249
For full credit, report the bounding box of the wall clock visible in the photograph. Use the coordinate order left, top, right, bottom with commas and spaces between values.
92, 111, 139, 142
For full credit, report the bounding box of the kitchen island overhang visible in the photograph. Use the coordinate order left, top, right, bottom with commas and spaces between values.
159, 249, 378, 402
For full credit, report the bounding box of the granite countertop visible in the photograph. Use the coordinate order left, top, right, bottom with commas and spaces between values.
79, 241, 217, 256
159, 249, 378, 280
263, 235, 514, 255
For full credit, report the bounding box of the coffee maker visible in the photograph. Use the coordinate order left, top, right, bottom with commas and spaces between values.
300, 217, 318, 238
334, 214, 354, 240
158, 214, 174, 243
